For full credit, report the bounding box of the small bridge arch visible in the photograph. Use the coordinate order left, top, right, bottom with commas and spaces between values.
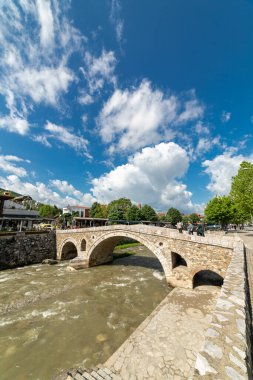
192, 269, 224, 288
81, 238, 87, 252
60, 238, 78, 260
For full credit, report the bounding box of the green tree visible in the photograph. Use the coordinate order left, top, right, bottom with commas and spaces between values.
140, 204, 158, 221
230, 161, 253, 221
166, 207, 182, 225
188, 213, 200, 224
107, 198, 132, 220
108, 205, 125, 221
89, 202, 107, 218
182, 215, 190, 224
204, 196, 235, 228
39, 204, 61, 218
126, 205, 142, 221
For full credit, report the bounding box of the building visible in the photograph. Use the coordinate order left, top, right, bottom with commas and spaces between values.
0, 193, 49, 231
62, 205, 90, 218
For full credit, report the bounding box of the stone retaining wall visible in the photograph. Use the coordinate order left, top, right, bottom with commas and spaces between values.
0, 231, 56, 269
194, 240, 252, 379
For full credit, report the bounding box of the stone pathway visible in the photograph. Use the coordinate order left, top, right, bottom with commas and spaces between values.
105, 287, 219, 379
56, 287, 219, 380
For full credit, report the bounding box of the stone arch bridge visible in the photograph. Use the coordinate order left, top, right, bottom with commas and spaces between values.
56, 224, 239, 288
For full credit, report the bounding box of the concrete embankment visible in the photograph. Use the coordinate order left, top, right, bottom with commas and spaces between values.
0, 231, 56, 269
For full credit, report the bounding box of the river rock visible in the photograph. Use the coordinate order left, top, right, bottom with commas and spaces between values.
96, 333, 108, 343
69, 256, 89, 270
42, 259, 58, 265
66, 266, 77, 272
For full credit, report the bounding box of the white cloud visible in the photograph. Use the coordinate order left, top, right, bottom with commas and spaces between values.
78, 93, 94, 105
0, 175, 95, 208
97, 80, 204, 153
175, 98, 204, 124
44, 121, 91, 157
82, 50, 117, 94
203, 150, 253, 195
195, 136, 221, 157
32, 135, 52, 147
221, 111, 231, 123
195, 121, 210, 135
50, 179, 83, 199
14, 66, 74, 105
0, 115, 30, 135
90, 142, 198, 212
36, 0, 54, 49
0, 1, 81, 117
0, 155, 28, 177
110, 0, 124, 45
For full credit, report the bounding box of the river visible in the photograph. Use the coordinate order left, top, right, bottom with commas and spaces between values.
0, 245, 170, 380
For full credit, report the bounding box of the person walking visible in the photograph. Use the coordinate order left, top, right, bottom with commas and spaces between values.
197, 222, 205, 237
176, 221, 183, 233
187, 221, 194, 235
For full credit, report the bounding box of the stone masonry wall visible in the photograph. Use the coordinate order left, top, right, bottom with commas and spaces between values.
0, 232, 56, 269
194, 240, 252, 379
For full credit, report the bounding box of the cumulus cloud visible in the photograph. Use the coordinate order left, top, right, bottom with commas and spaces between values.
97, 80, 204, 153
90, 142, 198, 212
0, 155, 29, 177
43, 121, 91, 158
203, 150, 253, 195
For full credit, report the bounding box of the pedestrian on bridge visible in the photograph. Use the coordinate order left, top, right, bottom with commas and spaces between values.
187, 222, 194, 235
176, 221, 183, 233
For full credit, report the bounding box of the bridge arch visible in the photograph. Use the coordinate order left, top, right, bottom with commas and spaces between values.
192, 268, 224, 288
87, 231, 171, 279
59, 238, 78, 260
171, 252, 188, 269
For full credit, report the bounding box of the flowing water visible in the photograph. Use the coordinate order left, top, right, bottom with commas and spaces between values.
0, 246, 170, 380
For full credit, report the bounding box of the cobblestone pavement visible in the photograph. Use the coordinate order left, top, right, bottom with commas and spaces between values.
105, 286, 219, 380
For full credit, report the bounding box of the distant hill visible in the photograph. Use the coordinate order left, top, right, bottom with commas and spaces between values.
0, 188, 22, 198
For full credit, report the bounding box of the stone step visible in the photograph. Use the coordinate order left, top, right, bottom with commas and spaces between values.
62, 366, 122, 380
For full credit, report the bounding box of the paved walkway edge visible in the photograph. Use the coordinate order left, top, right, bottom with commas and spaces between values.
104, 289, 178, 369
194, 239, 252, 379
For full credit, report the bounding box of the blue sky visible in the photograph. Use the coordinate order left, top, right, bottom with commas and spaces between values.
0, 0, 253, 212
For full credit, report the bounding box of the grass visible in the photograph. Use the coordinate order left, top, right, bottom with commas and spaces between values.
115, 242, 143, 249
113, 251, 137, 259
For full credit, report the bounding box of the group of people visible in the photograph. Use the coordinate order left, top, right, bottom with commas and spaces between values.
176, 221, 205, 236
